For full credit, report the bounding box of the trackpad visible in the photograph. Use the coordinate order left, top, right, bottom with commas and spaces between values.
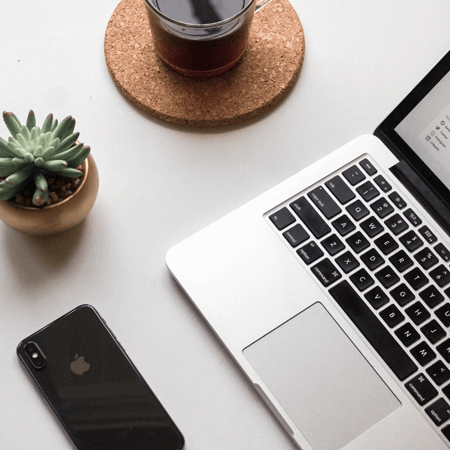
243, 303, 400, 450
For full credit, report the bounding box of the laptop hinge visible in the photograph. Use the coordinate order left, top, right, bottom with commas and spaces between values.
390, 160, 450, 238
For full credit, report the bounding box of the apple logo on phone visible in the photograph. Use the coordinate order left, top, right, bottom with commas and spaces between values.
70, 354, 90, 375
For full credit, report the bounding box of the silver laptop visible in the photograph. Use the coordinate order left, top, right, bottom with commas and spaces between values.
167, 50, 450, 449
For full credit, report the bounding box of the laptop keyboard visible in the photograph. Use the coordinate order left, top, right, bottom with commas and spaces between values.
268, 156, 450, 443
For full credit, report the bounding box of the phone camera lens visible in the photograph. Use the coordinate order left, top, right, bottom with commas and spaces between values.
24, 342, 47, 370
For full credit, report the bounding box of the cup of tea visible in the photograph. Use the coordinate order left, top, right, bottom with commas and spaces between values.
144, 0, 273, 77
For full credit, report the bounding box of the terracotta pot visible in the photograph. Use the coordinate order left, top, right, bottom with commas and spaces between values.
0, 154, 99, 235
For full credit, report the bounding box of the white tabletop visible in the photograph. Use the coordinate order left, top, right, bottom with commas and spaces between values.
2, 0, 450, 448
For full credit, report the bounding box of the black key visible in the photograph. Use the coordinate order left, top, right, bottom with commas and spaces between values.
356, 181, 380, 202
435, 243, 450, 262
329, 281, 418, 381
419, 285, 444, 309
426, 360, 450, 386
374, 233, 399, 255
390, 283, 415, 306
335, 251, 360, 273
414, 248, 439, 270
361, 248, 384, 271
346, 200, 369, 221
384, 214, 409, 235
405, 301, 431, 325
290, 197, 331, 239
360, 216, 384, 238
342, 165, 366, 185
269, 207, 295, 230
436, 304, 450, 327
404, 267, 429, 291
419, 225, 437, 244
325, 176, 355, 204
430, 265, 450, 288
321, 234, 345, 256
399, 230, 423, 252
410, 341, 436, 366
283, 224, 309, 247
359, 158, 377, 176
395, 323, 420, 347
364, 286, 389, 309
297, 241, 324, 265
308, 186, 342, 219
371, 198, 394, 218
349, 268, 374, 291
442, 424, 450, 442
380, 304, 404, 328
421, 320, 446, 344
346, 231, 370, 254
388, 250, 413, 273
375, 265, 400, 289
405, 373, 438, 406
331, 214, 356, 236
310, 259, 341, 287
374, 174, 392, 192
404, 208, 422, 226
425, 398, 450, 426
438, 338, 450, 364
388, 191, 407, 209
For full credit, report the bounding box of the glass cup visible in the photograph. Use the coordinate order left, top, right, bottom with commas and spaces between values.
144, 0, 273, 77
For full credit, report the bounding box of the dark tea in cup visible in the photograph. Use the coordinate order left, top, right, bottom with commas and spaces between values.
144, 0, 273, 77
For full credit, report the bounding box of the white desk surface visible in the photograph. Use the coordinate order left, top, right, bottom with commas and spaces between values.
2, 0, 450, 448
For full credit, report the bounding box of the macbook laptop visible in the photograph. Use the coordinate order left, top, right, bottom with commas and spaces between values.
167, 50, 450, 449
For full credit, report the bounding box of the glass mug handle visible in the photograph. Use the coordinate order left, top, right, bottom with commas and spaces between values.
255, 0, 273, 12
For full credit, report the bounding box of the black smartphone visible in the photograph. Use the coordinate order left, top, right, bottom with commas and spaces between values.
17, 304, 185, 450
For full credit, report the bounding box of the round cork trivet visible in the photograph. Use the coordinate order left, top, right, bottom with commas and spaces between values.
104, 0, 305, 127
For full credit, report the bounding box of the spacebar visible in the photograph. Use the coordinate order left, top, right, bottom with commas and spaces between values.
329, 281, 417, 381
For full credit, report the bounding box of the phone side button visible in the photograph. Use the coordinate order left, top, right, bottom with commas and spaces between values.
253, 383, 294, 437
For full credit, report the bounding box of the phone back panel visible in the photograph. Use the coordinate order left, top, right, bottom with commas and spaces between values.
17, 304, 184, 450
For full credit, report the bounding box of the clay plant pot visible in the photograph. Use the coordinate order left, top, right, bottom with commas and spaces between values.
0, 154, 99, 235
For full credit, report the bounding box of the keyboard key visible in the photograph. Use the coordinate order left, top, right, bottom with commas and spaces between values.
426, 360, 450, 386
297, 241, 324, 265
360, 216, 384, 238
419, 225, 437, 244
329, 281, 417, 381
325, 176, 355, 204
290, 197, 331, 238
364, 286, 389, 309
436, 304, 450, 327
384, 214, 409, 235
308, 186, 342, 219
335, 251, 360, 273
435, 242, 450, 262
388, 191, 407, 209
430, 265, 450, 288
375, 265, 400, 288
405, 301, 431, 325
437, 338, 450, 363
404, 208, 422, 226
361, 248, 384, 271
380, 304, 404, 328
321, 234, 345, 256
371, 198, 394, 218
388, 250, 413, 273
419, 285, 444, 309
374, 233, 399, 255
425, 398, 450, 426
404, 267, 429, 291
346, 231, 370, 253
283, 224, 309, 247
359, 158, 377, 175
350, 268, 374, 291
390, 283, 415, 306
356, 181, 380, 202
374, 174, 392, 192
421, 320, 446, 344
414, 248, 439, 270
310, 259, 341, 287
405, 373, 438, 406
346, 200, 369, 221
399, 230, 423, 252
269, 207, 295, 230
410, 341, 436, 366
442, 424, 450, 442
395, 322, 420, 347
331, 214, 356, 236
342, 165, 366, 185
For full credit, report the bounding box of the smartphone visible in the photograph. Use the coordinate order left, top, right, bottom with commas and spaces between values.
17, 304, 185, 450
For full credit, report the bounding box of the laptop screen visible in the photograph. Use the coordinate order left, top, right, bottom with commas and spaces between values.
374, 50, 450, 204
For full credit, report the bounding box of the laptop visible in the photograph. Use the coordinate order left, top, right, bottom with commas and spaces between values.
167, 50, 450, 450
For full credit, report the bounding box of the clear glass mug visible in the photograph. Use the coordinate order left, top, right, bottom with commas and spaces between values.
144, 0, 273, 77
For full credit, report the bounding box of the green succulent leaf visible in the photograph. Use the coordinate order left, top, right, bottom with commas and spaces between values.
55, 132, 80, 154
49, 142, 83, 162
52, 167, 83, 178
32, 172, 49, 206
41, 114, 53, 133
66, 146, 90, 168
26, 110, 36, 131
0, 137, 16, 158
2, 112, 22, 138
39, 160, 68, 172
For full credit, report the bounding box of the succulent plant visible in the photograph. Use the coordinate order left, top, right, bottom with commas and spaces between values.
0, 110, 90, 206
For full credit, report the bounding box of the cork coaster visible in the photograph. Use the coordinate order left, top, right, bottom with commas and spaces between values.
104, 0, 305, 127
